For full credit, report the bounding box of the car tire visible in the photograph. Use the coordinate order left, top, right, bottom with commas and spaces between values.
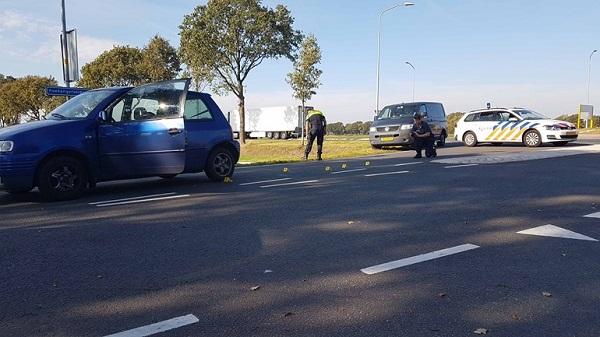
437, 131, 447, 147
37, 156, 88, 201
553, 141, 569, 147
523, 130, 542, 147
463, 132, 478, 147
205, 147, 235, 182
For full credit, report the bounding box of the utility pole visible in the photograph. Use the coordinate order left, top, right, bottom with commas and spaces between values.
61, 0, 70, 88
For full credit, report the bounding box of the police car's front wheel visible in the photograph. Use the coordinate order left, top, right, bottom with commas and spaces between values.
523, 130, 542, 147
463, 132, 478, 147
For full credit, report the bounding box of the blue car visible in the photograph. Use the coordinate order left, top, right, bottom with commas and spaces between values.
0, 79, 240, 201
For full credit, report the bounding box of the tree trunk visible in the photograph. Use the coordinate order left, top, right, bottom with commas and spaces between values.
301, 99, 306, 146
238, 85, 246, 144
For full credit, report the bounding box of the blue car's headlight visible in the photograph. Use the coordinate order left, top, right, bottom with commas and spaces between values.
0, 141, 14, 152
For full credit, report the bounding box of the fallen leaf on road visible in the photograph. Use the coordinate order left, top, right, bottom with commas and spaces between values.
264, 269, 273, 274
512, 314, 520, 321
347, 221, 355, 225
542, 292, 552, 297
474, 328, 488, 335
438, 292, 447, 298
284, 312, 294, 317
96, 275, 103, 279
250, 286, 261, 291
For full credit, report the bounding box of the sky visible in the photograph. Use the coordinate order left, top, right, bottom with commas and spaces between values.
1, 0, 600, 123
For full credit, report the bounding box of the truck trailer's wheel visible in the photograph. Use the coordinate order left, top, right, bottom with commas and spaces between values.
205, 147, 235, 182
37, 156, 88, 201
280, 132, 288, 139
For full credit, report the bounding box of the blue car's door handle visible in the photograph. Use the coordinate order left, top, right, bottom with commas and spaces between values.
168, 128, 183, 135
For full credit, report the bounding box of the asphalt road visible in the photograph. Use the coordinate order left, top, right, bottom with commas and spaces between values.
1, 140, 600, 337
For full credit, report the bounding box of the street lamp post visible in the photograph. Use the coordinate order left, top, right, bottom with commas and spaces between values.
405, 61, 416, 102
61, 0, 70, 88
588, 49, 597, 104
375, 2, 414, 115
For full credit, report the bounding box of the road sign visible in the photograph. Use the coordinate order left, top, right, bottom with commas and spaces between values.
45, 86, 88, 97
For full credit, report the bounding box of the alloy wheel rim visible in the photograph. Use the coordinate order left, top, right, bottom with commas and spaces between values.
465, 134, 474, 145
213, 153, 232, 177
50, 166, 79, 192
526, 133, 540, 146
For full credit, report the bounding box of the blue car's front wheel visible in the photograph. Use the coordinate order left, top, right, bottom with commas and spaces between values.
37, 156, 88, 201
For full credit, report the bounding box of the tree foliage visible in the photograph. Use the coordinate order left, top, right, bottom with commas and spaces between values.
0, 76, 62, 125
179, 0, 303, 143
446, 112, 465, 135
78, 36, 180, 89
287, 35, 322, 106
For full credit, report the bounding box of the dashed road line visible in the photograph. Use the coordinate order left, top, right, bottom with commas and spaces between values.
361, 244, 480, 275
260, 180, 319, 188
89, 193, 177, 205
517, 225, 598, 242
104, 314, 199, 337
394, 162, 423, 167
444, 164, 479, 169
364, 170, 410, 177
95, 194, 190, 207
331, 168, 367, 175
239, 178, 291, 186
584, 212, 600, 219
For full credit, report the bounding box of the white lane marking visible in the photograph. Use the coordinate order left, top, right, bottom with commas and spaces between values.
89, 193, 177, 205
517, 225, 598, 242
394, 162, 423, 167
331, 168, 367, 175
444, 164, 479, 169
260, 180, 319, 188
584, 212, 600, 219
239, 178, 291, 186
104, 314, 199, 337
364, 170, 410, 177
96, 195, 190, 207
361, 244, 480, 275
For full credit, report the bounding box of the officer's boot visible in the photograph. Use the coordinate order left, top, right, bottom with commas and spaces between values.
317, 145, 323, 161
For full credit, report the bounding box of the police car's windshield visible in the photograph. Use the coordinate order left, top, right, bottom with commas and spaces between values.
48, 90, 114, 120
513, 109, 547, 120
377, 104, 421, 120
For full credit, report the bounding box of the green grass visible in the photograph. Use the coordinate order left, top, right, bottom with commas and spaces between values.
239, 136, 405, 165
579, 128, 600, 135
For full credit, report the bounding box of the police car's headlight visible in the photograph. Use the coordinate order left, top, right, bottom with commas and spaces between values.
544, 125, 559, 131
401, 124, 412, 130
0, 141, 14, 153
369, 127, 377, 132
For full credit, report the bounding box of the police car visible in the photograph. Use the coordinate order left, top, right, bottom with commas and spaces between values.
455, 107, 578, 147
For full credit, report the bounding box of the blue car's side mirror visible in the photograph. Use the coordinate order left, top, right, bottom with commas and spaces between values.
98, 111, 108, 122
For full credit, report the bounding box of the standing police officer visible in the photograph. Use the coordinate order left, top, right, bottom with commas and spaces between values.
304, 109, 327, 161
411, 113, 437, 159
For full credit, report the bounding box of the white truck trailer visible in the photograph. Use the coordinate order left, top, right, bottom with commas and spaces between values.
227, 106, 312, 139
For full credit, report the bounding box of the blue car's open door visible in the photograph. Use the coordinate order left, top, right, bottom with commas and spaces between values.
98, 79, 190, 179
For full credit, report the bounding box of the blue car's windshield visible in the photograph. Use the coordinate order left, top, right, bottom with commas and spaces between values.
49, 90, 115, 120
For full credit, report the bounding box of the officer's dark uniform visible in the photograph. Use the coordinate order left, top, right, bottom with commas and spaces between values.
411, 117, 436, 158
304, 110, 327, 160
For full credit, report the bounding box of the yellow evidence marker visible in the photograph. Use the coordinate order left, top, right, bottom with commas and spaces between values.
341, 163, 348, 169
224, 177, 233, 183
365, 161, 371, 166
283, 167, 289, 173
325, 166, 332, 172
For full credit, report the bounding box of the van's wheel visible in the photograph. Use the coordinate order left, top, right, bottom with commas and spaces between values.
37, 156, 88, 201
463, 132, 478, 147
205, 147, 235, 182
437, 131, 447, 147
524, 130, 542, 147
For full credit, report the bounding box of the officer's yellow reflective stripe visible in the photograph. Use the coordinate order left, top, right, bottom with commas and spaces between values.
306, 110, 324, 120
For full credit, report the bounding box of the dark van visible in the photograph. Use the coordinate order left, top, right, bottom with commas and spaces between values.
369, 102, 448, 148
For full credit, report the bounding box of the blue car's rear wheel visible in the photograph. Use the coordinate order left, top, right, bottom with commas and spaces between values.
205, 147, 235, 182
37, 156, 88, 201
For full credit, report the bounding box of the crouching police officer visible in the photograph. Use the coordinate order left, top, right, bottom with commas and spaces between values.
411, 113, 437, 159
304, 109, 327, 161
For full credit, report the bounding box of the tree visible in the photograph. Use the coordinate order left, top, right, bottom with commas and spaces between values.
287, 35, 322, 145
446, 112, 465, 136
78, 46, 144, 88
0, 76, 62, 124
179, 0, 303, 144
140, 35, 181, 83
327, 122, 345, 135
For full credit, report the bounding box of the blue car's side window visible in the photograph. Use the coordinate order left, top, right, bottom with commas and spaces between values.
184, 96, 213, 121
